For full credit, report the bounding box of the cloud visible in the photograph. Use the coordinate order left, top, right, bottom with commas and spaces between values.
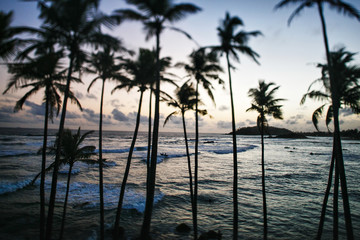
0, 106, 15, 122
109, 99, 125, 108
218, 105, 229, 111
340, 109, 353, 117
128, 111, 149, 123
74, 91, 84, 99
82, 108, 99, 123
66, 111, 82, 119
112, 109, 129, 122
217, 120, 231, 129
285, 114, 305, 125
245, 119, 256, 125
86, 93, 97, 100
25, 101, 45, 116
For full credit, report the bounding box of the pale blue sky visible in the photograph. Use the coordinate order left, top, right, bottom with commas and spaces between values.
0, 0, 359, 133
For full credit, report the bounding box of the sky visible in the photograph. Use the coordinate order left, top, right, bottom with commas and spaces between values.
0, 0, 360, 133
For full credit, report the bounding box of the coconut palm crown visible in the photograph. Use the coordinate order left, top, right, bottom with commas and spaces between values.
247, 80, 285, 130
300, 47, 360, 131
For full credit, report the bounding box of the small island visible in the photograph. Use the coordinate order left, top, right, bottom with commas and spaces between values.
230, 126, 360, 140
230, 126, 306, 138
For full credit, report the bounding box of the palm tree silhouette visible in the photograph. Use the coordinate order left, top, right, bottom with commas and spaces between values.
246, 80, 284, 240
0, 10, 27, 61
300, 47, 360, 239
36, 1, 119, 238
275, 1, 360, 238
176, 48, 223, 239
3, 49, 81, 240
114, 1, 201, 237
50, 128, 96, 240
206, 12, 262, 239
111, 48, 174, 238
86, 46, 129, 240
163, 82, 208, 239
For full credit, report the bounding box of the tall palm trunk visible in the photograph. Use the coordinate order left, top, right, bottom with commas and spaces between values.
99, 80, 105, 240
40, 88, 50, 240
317, 145, 335, 240
260, 113, 268, 240
181, 110, 195, 237
194, 81, 199, 240
59, 163, 73, 240
114, 90, 144, 239
141, 29, 161, 239
334, 159, 339, 240
317, 3, 353, 239
146, 89, 153, 184
226, 52, 238, 240
46, 55, 74, 240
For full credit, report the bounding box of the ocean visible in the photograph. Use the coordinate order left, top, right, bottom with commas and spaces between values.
0, 127, 359, 239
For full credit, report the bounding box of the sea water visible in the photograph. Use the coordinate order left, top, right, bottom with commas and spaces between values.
0, 127, 359, 239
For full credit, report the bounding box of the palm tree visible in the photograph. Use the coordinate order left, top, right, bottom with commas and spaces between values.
275, 2, 360, 238
300, 47, 360, 239
0, 10, 27, 61
86, 46, 129, 240
164, 82, 208, 238
51, 128, 96, 240
111, 48, 174, 238
246, 80, 284, 240
2, 49, 81, 240
176, 48, 223, 239
206, 12, 262, 239
36, 1, 119, 238
114, 2, 200, 237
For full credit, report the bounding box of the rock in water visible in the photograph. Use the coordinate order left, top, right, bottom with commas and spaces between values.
198, 230, 222, 239
176, 223, 191, 233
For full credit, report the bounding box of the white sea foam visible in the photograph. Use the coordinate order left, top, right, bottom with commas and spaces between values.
211, 145, 258, 154
0, 179, 32, 195
55, 181, 164, 213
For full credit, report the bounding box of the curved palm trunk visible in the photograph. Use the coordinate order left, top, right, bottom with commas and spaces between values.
46, 55, 74, 239
260, 114, 268, 240
226, 52, 238, 240
141, 29, 161, 239
99, 80, 105, 240
317, 3, 353, 239
40, 90, 50, 240
113, 91, 144, 239
181, 111, 195, 228
59, 163, 73, 240
194, 81, 199, 240
316, 145, 335, 240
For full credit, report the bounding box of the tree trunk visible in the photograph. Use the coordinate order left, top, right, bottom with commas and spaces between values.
260, 114, 267, 240
40, 90, 50, 240
114, 90, 144, 239
334, 158, 339, 240
146, 89, 153, 188
59, 163, 73, 240
317, 3, 353, 239
226, 52, 238, 240
194, 81, 199, 240
141, 29, 161, 239
316, 146, 335, 240
181, 111, 195, 235
99, 80, 105, 240
46, 55, 74, 240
